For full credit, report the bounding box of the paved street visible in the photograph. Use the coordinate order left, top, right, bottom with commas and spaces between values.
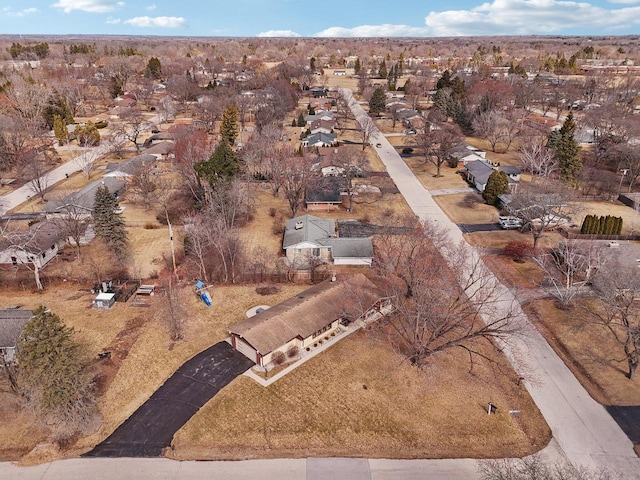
0, 113, 163, 216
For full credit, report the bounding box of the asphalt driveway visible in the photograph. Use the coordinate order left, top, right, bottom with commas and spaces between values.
457, 223, 503, 233
85, 341, 254, 457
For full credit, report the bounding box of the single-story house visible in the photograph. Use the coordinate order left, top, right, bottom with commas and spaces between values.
106, 154, 157, 176
449, 143, 487, 166
310, 88, 328, 98
333, 70, 346, 76
306, 110, 335, 125
0, 308, 33, 363
228, 273, 391, 367
465, 160, 520, 193
301, 132, 338, 148
306, 176, 346, 211
44, 177, 125, 217
309, 118, 335, 135
0, 221, 67, 269
283, 214, 373, 267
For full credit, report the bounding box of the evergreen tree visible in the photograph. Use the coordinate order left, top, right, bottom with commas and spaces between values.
194, 141, 240, 188
297, 112, 306, 127
92, 185, 129, 262
220, 104, 239, 145
75, 122, 100, 146
145, 57, 162, 79
17, 306, 95, 433
548, 112, 581, 185
483, 170, 510, 206
53, 114, 68, 145
354, 57, 361, 75
378, 60, 387, 79
369, 87, 387, 116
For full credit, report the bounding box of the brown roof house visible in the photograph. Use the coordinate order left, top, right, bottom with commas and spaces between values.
0, 308, 33, 363
228, 273, 392, 367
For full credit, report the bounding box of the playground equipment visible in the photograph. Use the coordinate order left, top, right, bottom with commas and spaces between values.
195, 280, 212, 307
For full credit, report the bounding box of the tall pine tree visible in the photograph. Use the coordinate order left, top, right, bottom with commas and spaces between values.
18, 306, 95, 433
548, 112, 581, 185
194, 141, 240, 188
220, 104, 239, 145
369, 87, 387, 116
92, 184, 129, 262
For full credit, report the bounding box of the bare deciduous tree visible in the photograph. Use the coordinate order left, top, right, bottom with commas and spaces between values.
280, 155, 313, 217
161, 279, 186, 341
534, 240, 605, 308
519, 141, 557, 179
114, 108, 148, 151
413, 122, 463, 177
356, 116, 376, 151
585, 259, 640, 380
478, 453, 618, 480
374, 220, 522, 370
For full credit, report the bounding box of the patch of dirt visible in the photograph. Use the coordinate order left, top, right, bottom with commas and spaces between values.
256, 285, 281, 296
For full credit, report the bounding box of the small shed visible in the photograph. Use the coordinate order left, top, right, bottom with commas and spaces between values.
93, 292, 116, 309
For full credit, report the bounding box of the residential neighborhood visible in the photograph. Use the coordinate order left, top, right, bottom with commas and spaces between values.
1, 32, 640, 480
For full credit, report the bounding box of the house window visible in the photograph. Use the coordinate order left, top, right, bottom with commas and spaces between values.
312, 323, 332, 339
312, 248, 320, 257
294, 248, 302, 254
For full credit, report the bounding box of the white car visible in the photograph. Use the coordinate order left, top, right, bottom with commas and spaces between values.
498, 216, 523, 230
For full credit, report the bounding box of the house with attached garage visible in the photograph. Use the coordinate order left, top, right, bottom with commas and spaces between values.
301, 132, 338, 148
228, 273, 393, 368
465, 160, 521, 193
44, 177, 125, 218
283, 214, 373, 267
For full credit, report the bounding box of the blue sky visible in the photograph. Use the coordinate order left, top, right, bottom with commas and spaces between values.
1, 0, 640, 36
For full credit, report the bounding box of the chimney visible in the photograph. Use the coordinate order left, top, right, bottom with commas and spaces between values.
295, 221, 304, 230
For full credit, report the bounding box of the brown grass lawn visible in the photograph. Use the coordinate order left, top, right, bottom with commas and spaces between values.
0, 282, 307, 461
570, 200, 640, 235
434, 194, 499, 224
399, 152, 470, 191
482, 255, 545, 291
465, 230, 564, 250
171, 331, 550, 460
525, 299, 640, 405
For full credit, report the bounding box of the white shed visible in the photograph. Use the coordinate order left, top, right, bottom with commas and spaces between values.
93, 292, 116, 309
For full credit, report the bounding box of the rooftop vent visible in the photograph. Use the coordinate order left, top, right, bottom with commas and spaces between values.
295, 221, 304, 230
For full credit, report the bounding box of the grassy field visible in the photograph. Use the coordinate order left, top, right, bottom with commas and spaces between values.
525, 299, 640, 406
434, 194, 499, 224
171, 331, 550, 460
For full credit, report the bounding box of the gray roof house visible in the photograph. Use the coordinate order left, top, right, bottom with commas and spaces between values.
45, 177, 125, 216
105, 154, 157, 176
0, 308, 33, 363
465, 160, 520, 193
0, 221, 68, 269
283, 214, 373, 267
301, 132, 338, 148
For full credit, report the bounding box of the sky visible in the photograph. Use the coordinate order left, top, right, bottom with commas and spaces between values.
1, 0, 640, 37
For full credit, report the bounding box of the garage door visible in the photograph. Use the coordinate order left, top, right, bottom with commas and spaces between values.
234, 336, 258, 364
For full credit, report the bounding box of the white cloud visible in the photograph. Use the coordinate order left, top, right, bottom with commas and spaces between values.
105, 16, 121, 24
3, 7, 38, 17
312, 0, 640, 37
315, 24, 429, 37
257, 29, 301, 37
52, 0, 124, 13
124, 16, 186, 28
424, 0, 640, 36
146, 3, 156, 10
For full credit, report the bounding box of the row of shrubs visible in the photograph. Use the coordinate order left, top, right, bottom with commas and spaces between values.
580, 214, 623, 235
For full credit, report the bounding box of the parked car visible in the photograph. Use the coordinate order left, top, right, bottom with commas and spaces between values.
376, 143, 382, 148
498, 216, 523, 229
